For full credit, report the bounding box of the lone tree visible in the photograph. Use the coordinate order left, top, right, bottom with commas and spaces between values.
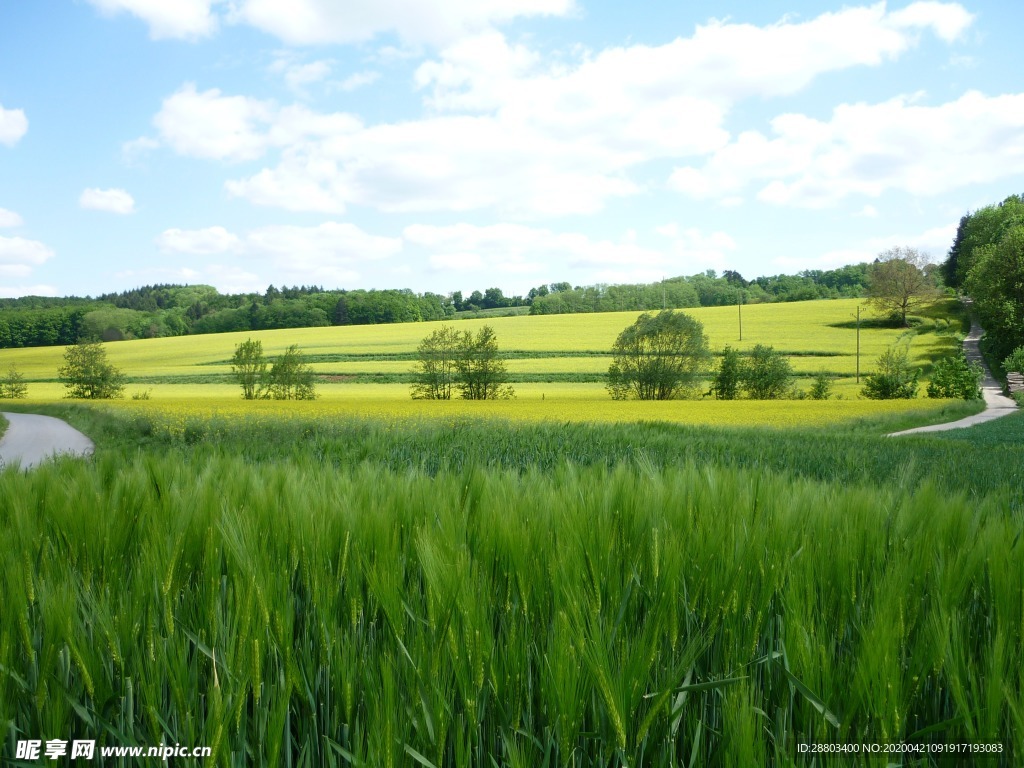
455, 325, 514, 400
0, 365, 28, 399
232, 338, 268, 400
411, 325, 461, 400
607, 310, 711, 400
867, 246, 940, 326
59, 340, 125, 399
268, 345, 317, 400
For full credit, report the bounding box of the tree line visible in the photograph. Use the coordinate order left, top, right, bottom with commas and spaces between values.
1, 264, 871, 350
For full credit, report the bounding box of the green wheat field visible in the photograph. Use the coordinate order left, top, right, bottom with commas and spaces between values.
1, 298, 1022, 766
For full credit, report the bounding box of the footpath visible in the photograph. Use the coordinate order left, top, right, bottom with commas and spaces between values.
0, 412, 94, 469
888, 320, 1018, 436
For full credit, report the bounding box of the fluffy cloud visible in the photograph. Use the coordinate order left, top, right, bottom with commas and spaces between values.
0, 284, 57, 299
269, 55, 334, 94
405, 222, 687, 277
671, 91, 1024, 208
147, 4, 974, 220
775, 222, 958, 271
79, 188, 136, 214
228, 0, 575, 46
85, 0, 218, 40
156, 222, 402, 286
0, 104, 28, 146
0, 235, 55, 278
150, 83, 362, 163
156, 226, 241, 255
0, 208, 24, 228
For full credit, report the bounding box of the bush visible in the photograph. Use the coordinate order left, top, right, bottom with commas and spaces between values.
231, 338, 269, 400
740, 344, 794, 399
455, 325, 514, 400
926, 352, 982, 400
862, 345, 919, 399
411, 326, 461, 400
809, 370, 834, 400
58, 341, 125, 399
1003, 346, 1024, 375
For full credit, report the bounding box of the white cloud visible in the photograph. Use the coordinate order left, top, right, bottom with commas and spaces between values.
776, 222, 958, 272
672, 91, 1024, 208
0, 104, 28, 146
228, 0, 576, 46
85, 0, 219, 40
155, 221, 402, 287
79, 188, 136, 214
156, 226, 241, 255
338, 71, 381, 92
0, 208, 24, 227
0, 284, 58, 299
0, 235, 55, 267
148, 4, 975, 219
405, 222, 672, 277
270, 55, 334, 94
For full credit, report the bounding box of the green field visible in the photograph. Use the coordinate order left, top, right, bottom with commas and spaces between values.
3, 298, 1021, 766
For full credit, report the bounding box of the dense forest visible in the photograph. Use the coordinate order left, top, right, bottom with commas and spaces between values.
0, 264, 871, 349
943, 193, 1024, 363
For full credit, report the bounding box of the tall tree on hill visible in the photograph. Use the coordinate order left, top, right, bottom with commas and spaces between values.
866, 246, 940, 326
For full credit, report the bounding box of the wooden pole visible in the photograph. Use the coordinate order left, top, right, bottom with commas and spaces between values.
856, 305, 861, 384
738, 297, 743, 342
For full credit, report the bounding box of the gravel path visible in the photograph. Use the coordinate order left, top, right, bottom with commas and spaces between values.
888, 320, 1018, 436
0, 412, 94, 469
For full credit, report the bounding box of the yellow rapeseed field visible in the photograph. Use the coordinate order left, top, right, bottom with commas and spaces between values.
86, 394, 962, 436
0, 298, 968, 429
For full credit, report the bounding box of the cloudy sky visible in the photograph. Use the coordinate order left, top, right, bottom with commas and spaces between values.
1, 0, 1022, 299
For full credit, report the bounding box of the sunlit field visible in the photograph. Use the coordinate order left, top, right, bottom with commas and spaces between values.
0, 299, 964, 391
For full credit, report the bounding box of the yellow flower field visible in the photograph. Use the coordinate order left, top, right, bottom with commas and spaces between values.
0, 298, 970, 431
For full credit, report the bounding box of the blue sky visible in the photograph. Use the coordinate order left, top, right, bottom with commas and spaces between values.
1, 0, 1022, 299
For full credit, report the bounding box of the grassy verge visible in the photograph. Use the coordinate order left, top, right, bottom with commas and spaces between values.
0, 412, 6, 440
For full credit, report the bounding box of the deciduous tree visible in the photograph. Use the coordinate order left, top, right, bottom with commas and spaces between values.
411, 325, 461, 400
607, 310, 710, 400
231, 338, 268, 400
58, 340, 125, 399
867, 246, 940, 326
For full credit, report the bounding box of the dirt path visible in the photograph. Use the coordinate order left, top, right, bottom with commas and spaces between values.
0, 412, 94, 469
888, 320, 1018, 436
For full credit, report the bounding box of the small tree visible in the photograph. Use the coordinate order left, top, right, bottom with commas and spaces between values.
607, 310, 711, 400
740, 344, 793, 399
926, 351, 982, 400
808, 370, 834, 400
456, 325, 514, 400
1003, 346, 1024, 375
866, 246, 940, 326
59, 341, 125, 399
862, 344, 919, 399
0, 365, 28, 399
712, 345, 742, 400
269, 345, 317, 400
232, 338, 268, 400
411, 325, 461, 400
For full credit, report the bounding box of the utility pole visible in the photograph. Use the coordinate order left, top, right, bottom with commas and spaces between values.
662, 276, 666, 310
738, 295, 743, 341
855, 305, 861, 383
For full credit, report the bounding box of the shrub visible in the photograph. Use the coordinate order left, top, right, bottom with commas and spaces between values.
411, 325, 461, 400
862, 345, 919, 399
1003, 346, 1024, 375
809, 371, 834, 400
926, 352, 982, 400
455, 325, 514, 400
740, 344, 793, 400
